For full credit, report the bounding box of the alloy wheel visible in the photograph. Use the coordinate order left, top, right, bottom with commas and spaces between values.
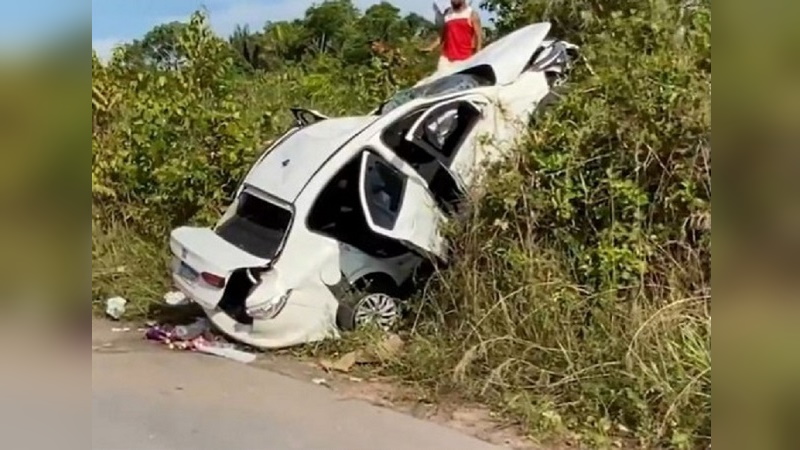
353, 293, 399, 331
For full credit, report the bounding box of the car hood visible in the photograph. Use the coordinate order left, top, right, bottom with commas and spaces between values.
419, 22, 553, 86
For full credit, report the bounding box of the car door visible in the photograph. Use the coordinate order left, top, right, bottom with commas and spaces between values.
403, 94, 496, 191
356, 150, 446, 259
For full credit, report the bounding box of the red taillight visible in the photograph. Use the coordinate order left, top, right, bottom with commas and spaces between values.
201, 272, 226, 288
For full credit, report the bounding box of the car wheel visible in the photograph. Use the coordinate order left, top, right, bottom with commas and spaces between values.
336, 279, 400, 332
353, 292, 399, 331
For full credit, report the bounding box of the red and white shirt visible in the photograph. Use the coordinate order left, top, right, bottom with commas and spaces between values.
441, 6, 476, 62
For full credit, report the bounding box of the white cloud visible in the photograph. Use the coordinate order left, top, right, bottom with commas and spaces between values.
92, 37, 124, 62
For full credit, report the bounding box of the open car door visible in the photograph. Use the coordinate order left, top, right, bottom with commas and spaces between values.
404, 96, 492, 190
357, 151, 446, 259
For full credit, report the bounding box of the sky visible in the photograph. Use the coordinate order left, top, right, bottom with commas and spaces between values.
92, 0, 493, 61
0, 0, 88, 50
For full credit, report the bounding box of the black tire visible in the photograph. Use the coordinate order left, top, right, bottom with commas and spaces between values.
335, 277, 399, 332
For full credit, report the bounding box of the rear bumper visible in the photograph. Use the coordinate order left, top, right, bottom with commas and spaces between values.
176, 282, 340, 350
170, 258, 225, 310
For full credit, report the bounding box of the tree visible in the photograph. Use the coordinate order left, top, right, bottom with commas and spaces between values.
260, 20, 310, 66
479, 0, 654, 36
303, 0, 360, 54
403, 12, 436, 38
126, 22, 190, 70
361, 2, 403, 43
229, 24, 262, 71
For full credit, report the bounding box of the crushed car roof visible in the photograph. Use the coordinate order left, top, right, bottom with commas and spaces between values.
244, 116, 376, 202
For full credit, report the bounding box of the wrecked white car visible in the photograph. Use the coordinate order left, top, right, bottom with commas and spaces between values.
168, 23, 578, 349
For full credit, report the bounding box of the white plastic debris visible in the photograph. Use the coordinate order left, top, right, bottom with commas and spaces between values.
163, 290, 189, 306
193, 341, 257, 364
312, 378, 331, 388
105, 297, 127, 320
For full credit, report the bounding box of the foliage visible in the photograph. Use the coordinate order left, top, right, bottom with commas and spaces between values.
224, 0, 435, 72
92, 1, 710, 447
92, 12, 259, 234
123, 22, 191, 71
401, 1, 711, 447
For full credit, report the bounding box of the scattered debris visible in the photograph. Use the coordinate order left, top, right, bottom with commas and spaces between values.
318, 334, 405, 373
143, 322, 257, 364
92, 342, 129, 354
348, 376, 364, 383
111, 327, 131, 333
173, 317, 209, 341
163, 290, 190, 306
311, 377, 331, 388
105, 297, 127, 320
322, 351, 359, 373
193, 340, 257, 364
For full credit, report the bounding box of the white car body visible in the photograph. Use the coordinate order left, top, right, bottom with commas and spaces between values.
168, 23, 578, 349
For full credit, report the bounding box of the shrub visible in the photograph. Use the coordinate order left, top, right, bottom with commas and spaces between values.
396, 1, 711, 447
91, 3, 710, 447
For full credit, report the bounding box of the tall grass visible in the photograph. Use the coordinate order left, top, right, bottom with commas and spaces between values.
91, 216, 170, 318
393, 212, 710, 447
90, 3, 710, 447
386, 2, 711, 447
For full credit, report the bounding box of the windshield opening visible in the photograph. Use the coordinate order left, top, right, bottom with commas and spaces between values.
379, 73, 492, 114
216, 191, 293, 259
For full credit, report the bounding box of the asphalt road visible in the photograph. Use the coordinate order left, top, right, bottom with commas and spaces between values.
90, 325, 502, 450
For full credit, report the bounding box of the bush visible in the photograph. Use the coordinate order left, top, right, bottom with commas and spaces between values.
394, 1, 711, 447
91, 216, 170, 318
91, 3, 710, 447
92, 11, 429, 237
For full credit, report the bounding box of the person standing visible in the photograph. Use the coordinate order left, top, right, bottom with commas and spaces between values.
423, 0, 483, 73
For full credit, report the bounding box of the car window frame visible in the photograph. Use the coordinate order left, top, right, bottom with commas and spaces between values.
359, 148, 408, 231
303, 150, 411, 259
216, 185, 296, 262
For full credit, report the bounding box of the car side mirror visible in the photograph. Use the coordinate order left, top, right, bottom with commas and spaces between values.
290, 107, 328, 127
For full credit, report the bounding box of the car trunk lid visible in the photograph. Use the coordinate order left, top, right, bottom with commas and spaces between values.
169, 226, 270, 309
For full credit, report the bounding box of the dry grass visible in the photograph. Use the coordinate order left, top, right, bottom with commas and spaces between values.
91, 217, 170, 319
90, 3, 711, 448
385, 212, 711, 448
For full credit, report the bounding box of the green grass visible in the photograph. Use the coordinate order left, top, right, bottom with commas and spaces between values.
91, 3, 711, 447
391, 242, 711, 448
92, 217, 171, 320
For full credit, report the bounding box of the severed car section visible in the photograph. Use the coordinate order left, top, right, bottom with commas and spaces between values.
167, 23, 579, 349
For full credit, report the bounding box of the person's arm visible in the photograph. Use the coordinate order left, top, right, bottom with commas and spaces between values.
471, 11, 483, 52
423, 3, 446, 52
